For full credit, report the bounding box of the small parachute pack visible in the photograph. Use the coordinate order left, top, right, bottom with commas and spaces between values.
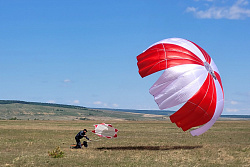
92, 123, 118, 138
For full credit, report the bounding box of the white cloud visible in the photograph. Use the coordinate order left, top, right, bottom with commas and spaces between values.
186, 7, 197, 13
187, 0, 250, 19
226, 108, 239, 112
230, 100, 239, 105
242, 108, 250, 111
93, 101, 102, 105
64, 79, 71, 83
73, 100, 80, 104
93, 101, 107, 107
47, 100, 56, 103
112, 103, 119, 108
93, 101, 118, 108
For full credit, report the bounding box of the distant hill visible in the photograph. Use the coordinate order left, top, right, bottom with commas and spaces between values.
0, 100, 249, 121
0, 100, 168, 121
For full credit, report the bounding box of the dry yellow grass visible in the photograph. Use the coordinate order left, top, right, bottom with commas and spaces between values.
0, 120, 249, 167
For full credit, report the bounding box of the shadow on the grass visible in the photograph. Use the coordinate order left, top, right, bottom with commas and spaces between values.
96, 145, 203, 151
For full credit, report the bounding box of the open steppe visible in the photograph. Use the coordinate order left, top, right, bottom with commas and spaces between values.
0, 120, 249, 167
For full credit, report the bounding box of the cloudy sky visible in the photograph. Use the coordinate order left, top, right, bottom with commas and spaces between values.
1, 0, 250, 115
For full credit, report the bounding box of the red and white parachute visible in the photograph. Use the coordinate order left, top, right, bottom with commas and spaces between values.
137, 38, 224, 136
92, 123, 118, 138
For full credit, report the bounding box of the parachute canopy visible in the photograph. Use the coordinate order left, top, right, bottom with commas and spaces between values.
137, 38, 224, 136
92, 123, 118, 138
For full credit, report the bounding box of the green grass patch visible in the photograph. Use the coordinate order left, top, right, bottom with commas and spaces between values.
48, 146, 64, 158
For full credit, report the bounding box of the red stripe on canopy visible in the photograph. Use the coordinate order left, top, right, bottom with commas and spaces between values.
137, 43, 204, 78
170, 74, 217, 131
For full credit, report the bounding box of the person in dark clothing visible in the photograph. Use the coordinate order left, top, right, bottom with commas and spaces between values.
74, 129, 91, 149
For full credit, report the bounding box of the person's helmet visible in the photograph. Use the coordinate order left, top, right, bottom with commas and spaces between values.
83, 129, 88, 132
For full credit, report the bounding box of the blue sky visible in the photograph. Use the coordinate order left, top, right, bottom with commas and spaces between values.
0, 0, 249, 115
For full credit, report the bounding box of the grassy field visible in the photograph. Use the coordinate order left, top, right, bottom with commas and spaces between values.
0, 120, 249, 167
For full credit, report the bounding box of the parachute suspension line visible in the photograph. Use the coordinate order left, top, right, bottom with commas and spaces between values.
204, 61, 217, 80
162, 43, 167, 66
